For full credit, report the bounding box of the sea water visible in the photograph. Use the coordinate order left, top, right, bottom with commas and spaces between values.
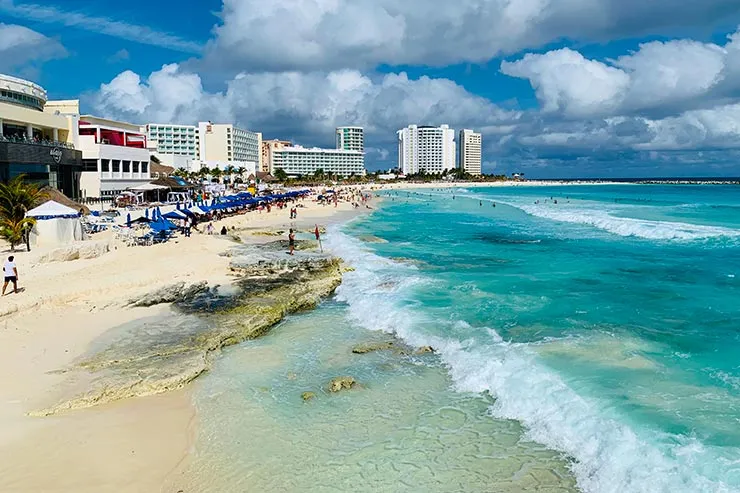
183, 185, 740, 493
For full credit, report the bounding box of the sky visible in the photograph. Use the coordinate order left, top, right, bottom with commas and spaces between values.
2, 0, 740, 178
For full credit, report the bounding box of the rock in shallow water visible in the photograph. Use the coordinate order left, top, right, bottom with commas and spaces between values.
351, 341, 395, 354
301, 391, 316, 401
415, 346, 435, 354
328, 376, 356, 392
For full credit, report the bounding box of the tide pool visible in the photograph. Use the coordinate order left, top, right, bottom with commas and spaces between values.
184, 184, 740, 493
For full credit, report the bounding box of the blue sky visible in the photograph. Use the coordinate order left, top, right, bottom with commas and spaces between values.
2, 0, 740, 177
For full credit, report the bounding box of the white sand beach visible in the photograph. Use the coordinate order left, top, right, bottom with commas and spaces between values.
0, 196, 362, 493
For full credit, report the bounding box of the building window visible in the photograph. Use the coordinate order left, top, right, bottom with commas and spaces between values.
82, 159, 98, 172
123, 160, 131, 173
133, 161, 139, 173
101, 159, 110, 172
112, 160, 120, 172
141, 162, 148, 173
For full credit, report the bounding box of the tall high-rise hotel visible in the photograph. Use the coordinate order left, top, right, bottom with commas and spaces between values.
458, 129, 482, 176
397, 124, 456, 175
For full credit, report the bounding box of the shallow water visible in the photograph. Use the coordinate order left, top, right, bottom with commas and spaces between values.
184, 184, 740, 493
183, 303, 578, 492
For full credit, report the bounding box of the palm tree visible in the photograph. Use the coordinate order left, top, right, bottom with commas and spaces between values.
223, 165, 235, 184
0, 175, 47, 252
210, 167, 223, 183
274, 168, 288, 182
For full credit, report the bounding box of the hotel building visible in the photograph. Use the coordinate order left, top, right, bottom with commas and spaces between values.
397, 124, 456, 175
272, 146, 365, 177
0, 74, 82, 198
144, 123, 199, 157
261, 139, 292, 173
336, 126, 364, 153
77, 115, 151, 197
197, 122, 262, 171
458, 129, 482, 176
272, 126, 366, 177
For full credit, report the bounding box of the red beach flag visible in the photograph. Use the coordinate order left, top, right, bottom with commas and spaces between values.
314, 225, 320, 240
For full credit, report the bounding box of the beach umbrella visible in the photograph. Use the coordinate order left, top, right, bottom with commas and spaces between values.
156, 207, 162, 220
145, 208, 149, 219
126, 213, 131, 227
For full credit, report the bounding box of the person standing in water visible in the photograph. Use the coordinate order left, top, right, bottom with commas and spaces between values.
288, 229, 296, 255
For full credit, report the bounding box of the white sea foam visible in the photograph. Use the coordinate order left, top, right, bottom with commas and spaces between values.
518, 204, 740, 240
326, 228, 738, 493
445, 190, 740, 241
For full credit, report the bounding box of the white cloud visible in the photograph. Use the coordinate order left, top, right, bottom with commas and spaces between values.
107, 48, 130, 63
201, 0, 740, 71
0, 0, 201, 53
0, 22, 66, 72
501, 48, 630, 118
501, 31, 740, 119
90, 64, 519, 146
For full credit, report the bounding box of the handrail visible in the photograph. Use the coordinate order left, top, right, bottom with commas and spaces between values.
0, 134, 75, 149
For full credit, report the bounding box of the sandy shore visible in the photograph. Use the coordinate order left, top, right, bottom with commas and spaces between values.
0, 196, 364, 493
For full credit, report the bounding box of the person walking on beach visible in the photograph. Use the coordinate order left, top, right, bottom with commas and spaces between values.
288, 229, 296, 255
3, 256, 18, 295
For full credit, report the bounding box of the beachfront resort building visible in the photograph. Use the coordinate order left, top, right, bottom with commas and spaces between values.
272, 146, 366, 177
261, 139, 292, 173
272, 126, 366, 177
76, 115, 151, 198
197, 122, 262, 172
397, 124, 456, 175
0, 73, 83, 198
458, 129, 482, 176
336, 126, 364, 153
144, 123, 199, 158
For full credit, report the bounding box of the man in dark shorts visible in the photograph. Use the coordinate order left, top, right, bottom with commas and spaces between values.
3, 255, 18, 295
288, 229, 296, 255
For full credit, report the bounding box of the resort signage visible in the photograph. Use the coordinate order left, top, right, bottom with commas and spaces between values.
50, 147, 63, 164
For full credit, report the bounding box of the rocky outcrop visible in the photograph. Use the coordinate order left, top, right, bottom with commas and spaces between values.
415, 346, 435, 354
301, 391, 316, 401
328, 376, 356, 392
37, 241, 110, 264
32, 244, 344, 416
352, 341, 395, 354
127, 281, 209, 308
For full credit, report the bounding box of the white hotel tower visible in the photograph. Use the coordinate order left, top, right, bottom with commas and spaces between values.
458, 129, 482, 176
397, 124, 456, 175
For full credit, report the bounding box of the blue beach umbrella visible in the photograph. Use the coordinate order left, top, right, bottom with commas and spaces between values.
145, 208, 149, 219
126, 213, 131, 227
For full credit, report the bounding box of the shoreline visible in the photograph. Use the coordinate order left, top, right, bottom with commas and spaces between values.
0, 195, 369, 492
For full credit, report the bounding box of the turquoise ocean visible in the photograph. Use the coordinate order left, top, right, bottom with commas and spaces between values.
184, 185, 740, 493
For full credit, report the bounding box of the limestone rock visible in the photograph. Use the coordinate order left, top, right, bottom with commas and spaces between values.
33, 245, 345, 416
328, 376, 356, 392
127, 281, 209, 308
301, 391, 316, 401
37, 241, 110, 264
415, 346, 435, 354
352, 342, 395, 354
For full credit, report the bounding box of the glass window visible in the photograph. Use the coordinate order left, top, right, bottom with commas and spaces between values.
112, 160, 120, 172
122, 161, 131, 173
82, 159, 98, 172
101, 159, 110, 172
133, 161, 139, 173
141, 161, 148, 173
